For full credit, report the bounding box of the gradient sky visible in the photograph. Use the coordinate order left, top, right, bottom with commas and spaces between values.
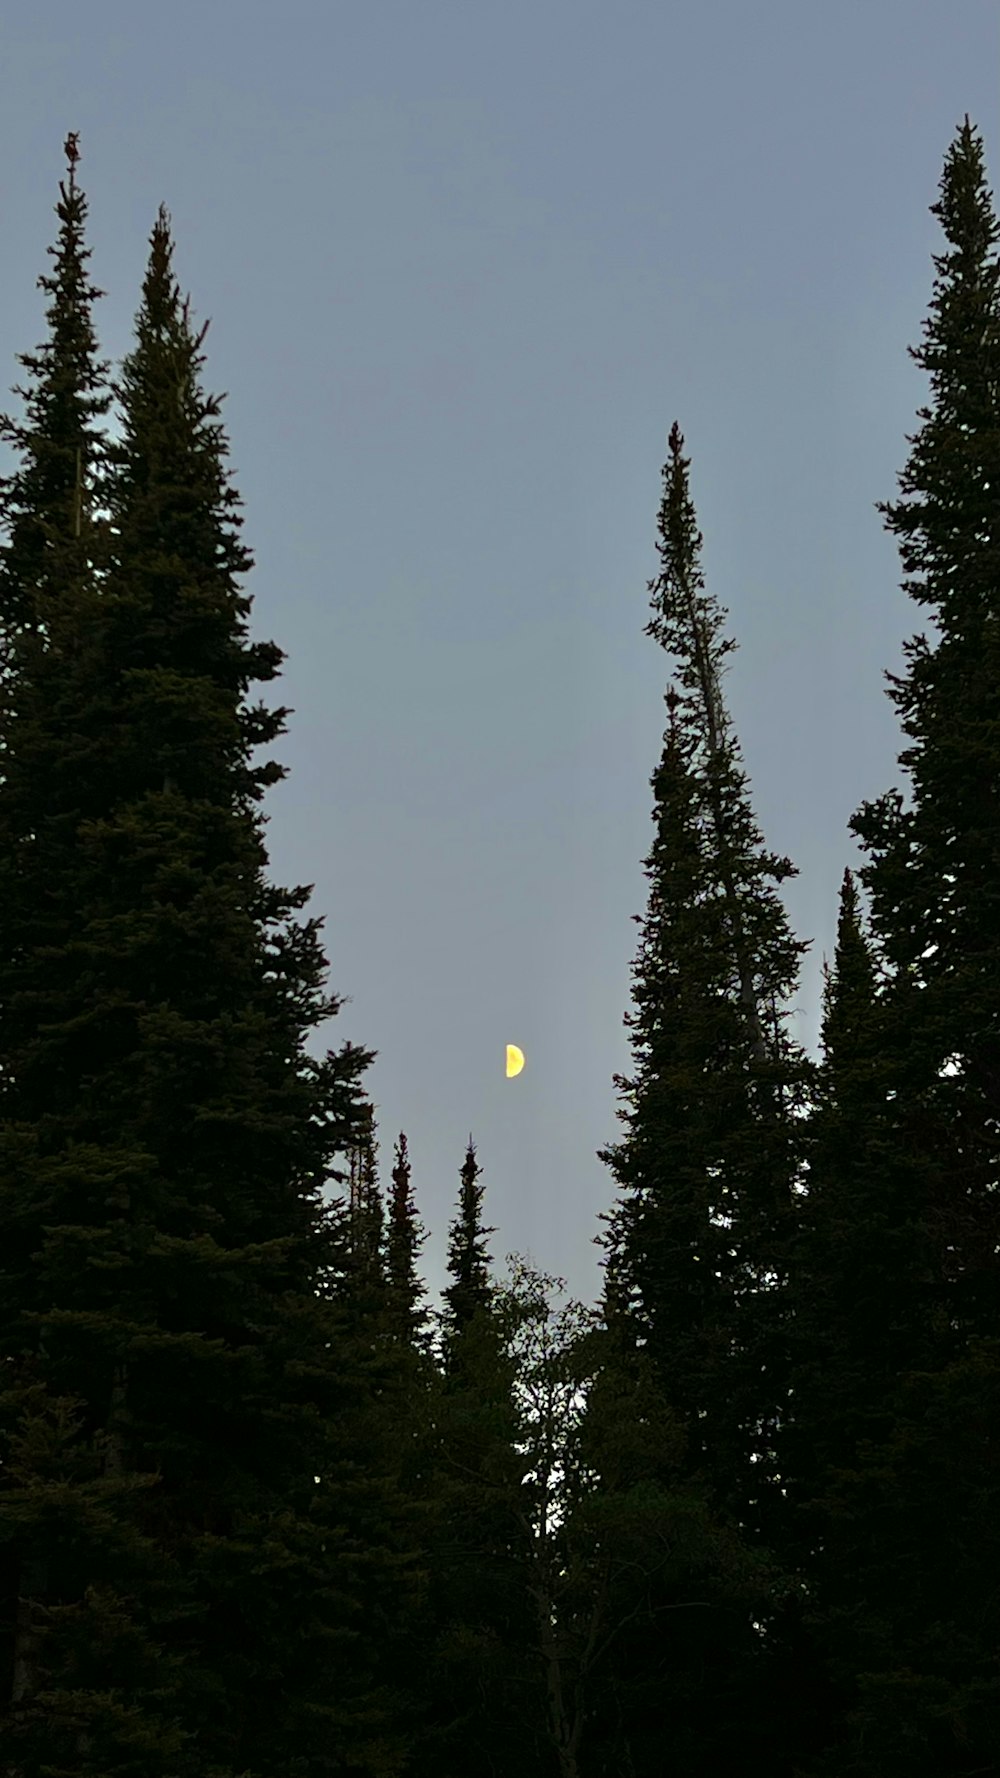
1, 1, 997, 1319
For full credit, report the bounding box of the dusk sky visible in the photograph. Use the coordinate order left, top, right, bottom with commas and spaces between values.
1, 2, 997, 1318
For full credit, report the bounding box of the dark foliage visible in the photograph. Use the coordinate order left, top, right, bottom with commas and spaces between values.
0, 114, 996, 1778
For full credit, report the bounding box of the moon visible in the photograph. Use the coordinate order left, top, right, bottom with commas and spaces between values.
506, 1044, 525, 1078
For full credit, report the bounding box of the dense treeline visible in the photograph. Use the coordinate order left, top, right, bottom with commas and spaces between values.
0, 116, 995, 1776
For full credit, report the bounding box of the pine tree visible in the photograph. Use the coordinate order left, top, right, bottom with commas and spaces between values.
0, 174, 418, 1775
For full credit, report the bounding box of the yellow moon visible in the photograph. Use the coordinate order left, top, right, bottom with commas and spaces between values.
506, 1044, 525, 1078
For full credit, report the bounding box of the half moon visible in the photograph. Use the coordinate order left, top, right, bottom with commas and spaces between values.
506, 1044, 525, 1078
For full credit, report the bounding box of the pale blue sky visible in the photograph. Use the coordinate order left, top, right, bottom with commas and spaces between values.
1, 1, 997, 1315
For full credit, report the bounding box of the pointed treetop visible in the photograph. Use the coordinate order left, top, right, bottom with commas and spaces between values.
931, 114, 997, 255
443, 1135, 496, 1335
890, 112, 1000, 472
0, 124, 112, 644
386, 1132, 430, 1344
818, 865, 882, 1089
645, 421, 741, 769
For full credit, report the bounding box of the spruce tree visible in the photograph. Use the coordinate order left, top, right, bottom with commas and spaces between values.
441, 1135, 495, 1345
0, 174, 417, 1775
770, 868, 907, 1773
385, 1131, 431, 1351
410, 1140, 546, 1778
598, 424, 816, 1538
560, 1268, 795, 1778
850, 115, 1000, 1328
0, 134, 185, 1777
779, 867, 906, 1530
0, 131, 113, 674
799, 116, 1000, 1773
589, 425, 821, 1771
337, 1098, 387, 1312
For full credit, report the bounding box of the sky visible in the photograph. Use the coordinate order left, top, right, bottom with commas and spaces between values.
0, 1, 997, 1320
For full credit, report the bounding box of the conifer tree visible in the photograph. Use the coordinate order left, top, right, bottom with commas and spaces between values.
0, 134, 185, 1777
779, 868, 903, 1523
588, 425, 822, 1771
767, 868, 905, 1771
337, 1098, 387, 1312
0, 131, 113, 674
559, 1267, 796, 1778
850, 115, 1000, 1324
0, 174, 417, 1775
385, 1131, 431, 1350
409, 1141, 546, 1778
798, 116, 1000, 1773
598, 425, 816, 1539
441, 1135, 496, 1347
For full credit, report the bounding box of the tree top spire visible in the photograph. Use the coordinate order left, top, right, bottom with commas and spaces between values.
64, 130, 80, 190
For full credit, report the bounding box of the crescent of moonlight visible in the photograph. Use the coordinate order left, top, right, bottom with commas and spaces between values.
506, 1044, 525, 1078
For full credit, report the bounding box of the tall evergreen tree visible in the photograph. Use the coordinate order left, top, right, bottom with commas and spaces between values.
0, 131, 113, 675
409, 1141, 546, 1778
561, 1267, 795, 1778
770, 867, 906, 1771
0, 133, 184, 1777
441, 1135, 496, 1348
796, 116, 1000, 1773
588, 427, 819, 1771
0, 178, 418, 1775
598, 425, 815, 1540
337, 1098, 387, 1312
780, 867, 904, 1527
850, 115, 1000, 1325
385, 1131, 431, 1350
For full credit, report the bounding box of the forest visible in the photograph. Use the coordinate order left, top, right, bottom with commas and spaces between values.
0, 116, 997, 1777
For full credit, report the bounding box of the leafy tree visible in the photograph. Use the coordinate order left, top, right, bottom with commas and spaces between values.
489, 1255, 598, 1778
